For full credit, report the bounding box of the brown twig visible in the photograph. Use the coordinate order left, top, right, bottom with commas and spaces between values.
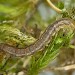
22, 0, 42, 34
46, 64, 75, 71
24, 0, 42, 26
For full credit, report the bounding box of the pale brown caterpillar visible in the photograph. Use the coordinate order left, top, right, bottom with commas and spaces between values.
0, 18, 74, 56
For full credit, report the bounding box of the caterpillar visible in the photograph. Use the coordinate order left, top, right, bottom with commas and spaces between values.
0, 18, 74, 56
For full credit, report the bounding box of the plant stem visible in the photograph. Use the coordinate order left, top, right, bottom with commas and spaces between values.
46, 0, 62, 13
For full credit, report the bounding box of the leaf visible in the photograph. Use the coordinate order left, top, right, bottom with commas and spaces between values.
57, 1, 64, 9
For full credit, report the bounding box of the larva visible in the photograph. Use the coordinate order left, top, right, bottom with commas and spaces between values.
0, 18, 74, 56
